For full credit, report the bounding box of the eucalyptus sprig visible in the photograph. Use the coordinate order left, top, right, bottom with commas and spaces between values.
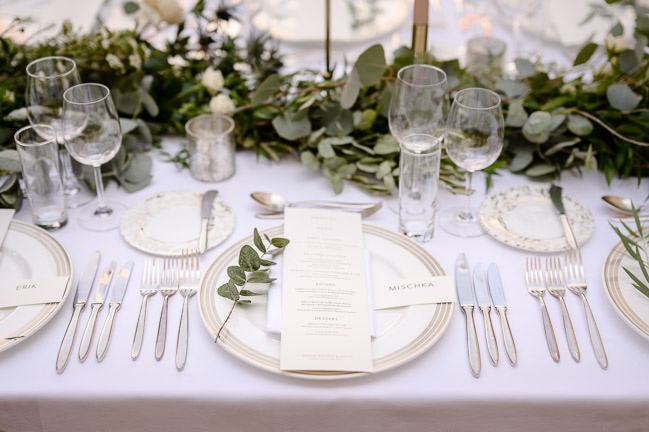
215, 228, 289, 341
610, 205, 649, 299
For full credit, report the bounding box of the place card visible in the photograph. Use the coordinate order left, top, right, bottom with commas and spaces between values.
0, 276, 69, 309
280, 208, 373, 373
373, 276, 455, 310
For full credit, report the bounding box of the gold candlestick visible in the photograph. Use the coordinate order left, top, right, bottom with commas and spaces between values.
324, 0, 331, 78
412, 0, 429, 63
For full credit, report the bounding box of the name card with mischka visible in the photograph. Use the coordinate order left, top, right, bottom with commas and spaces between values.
0, 277, 69, 309
373, 276, 456, 310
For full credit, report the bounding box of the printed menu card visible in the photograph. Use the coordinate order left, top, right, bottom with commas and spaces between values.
280, 208, 373, 372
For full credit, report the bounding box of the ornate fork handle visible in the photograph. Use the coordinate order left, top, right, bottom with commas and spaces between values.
557, 296, 580, 362
176, 296, 190, 371
537, 297, 559, 362
580, 294, 608, 369
155, 295, 170, 360
131, 294, 151, 360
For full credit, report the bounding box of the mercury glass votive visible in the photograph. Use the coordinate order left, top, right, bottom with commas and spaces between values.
185, 114, 236, 182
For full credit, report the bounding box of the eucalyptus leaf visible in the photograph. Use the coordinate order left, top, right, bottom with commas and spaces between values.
341, 68, 361, 109
0, 150, 22, 173
619, 50, 639, 73
354, 44, 386, 86
544, 138, 580, 156
505, 100, 528, 127
252, 74, 280, 106
607, 83, 641, 111
300, 151, 319, 170
550, 113, 566, 131
508, 151, 534, 172
522, 111, 552, 143
217, 280, 239, 301
227, 266, 246, 286
376, 160, 393, 179
567, 114, 593, 136
318, 141, 336, 158
374, 135, 400, 154
239, 245, 261, 272
253, 228, 266, 253
525, 164, 557, 176
495, 79, 528, 98
272, 110, 311, 140
240, 290, 264, 296
271, 237, 290, 248
515, 58, 535, 78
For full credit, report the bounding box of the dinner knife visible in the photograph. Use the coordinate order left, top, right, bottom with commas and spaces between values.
97, 261, 134, 361
455, 254, 481, 377
487, 263, 517, 366
473, 263, 498, 366
198, 190, 218, 255
549, 185, 578, 250
55, 251, 100, 373
79, 260, 115, 362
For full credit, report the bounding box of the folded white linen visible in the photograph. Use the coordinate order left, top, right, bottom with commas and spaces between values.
266, 250, 376, 339
0, 209, 15, 250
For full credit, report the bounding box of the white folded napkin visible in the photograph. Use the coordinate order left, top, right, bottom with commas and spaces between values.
266, 250, 376, 339
0, 209, 15, 256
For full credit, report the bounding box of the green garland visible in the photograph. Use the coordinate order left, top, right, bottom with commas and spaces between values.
1, 0, 647, 210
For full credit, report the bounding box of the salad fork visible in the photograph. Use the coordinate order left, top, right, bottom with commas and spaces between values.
155, 256, 179, 360
546, 257, 580, 362
525, 256, 559, 362
176, 249, 199, 371
131, 258, 160, 360
563, 249, 608, 369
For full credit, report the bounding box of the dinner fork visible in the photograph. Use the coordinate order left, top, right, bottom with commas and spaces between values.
176, 249, 199, 371
155, 256, 179, 360
563, 249, 608, 369
525, 256, 559, 362
546, 257, 580, 362
131, 258, 160, 360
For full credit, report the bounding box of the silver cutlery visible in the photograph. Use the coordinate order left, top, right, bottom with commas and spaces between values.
546, 257, 580, 362
56, 251, 100, 373
473, 263, 498, 366
455, 253, 481, 377
549, 185, 578, 251
97, 261, 134, 361
198, 190, 218, 255
255, 201, 382, 219
602, 195, 647, 215
251, 191, 380, 213
176, 249, 199, 371
155, 256, 179, 360
79, 260, 115, 362
610, 215, 649, 224
525, 256, 559, 362
132, 258, 160, 360
563, 249, 608, 369
487, 263, 517, 366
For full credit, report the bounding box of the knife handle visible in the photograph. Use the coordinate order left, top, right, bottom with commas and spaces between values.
538, 297, 559, 362
462, 306, 481, 377
79, 303, 102, 362
558, 296, 580, 362
581, 294, 608, 370
480, 306, 498, 366
198, 219, 208, 255
97, 303, 119, 361
56, 303, 84, 373
496, 306, 517, 366
131, 294, 150, 360
176, 296, 190, 371
560, 214, 578, 250
155, 295, 170, 360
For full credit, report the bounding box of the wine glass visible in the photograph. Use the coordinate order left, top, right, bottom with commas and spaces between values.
62, 83, 125, 231
439, 87, 504, 237
387, 64, 448, 213
494, 0, 541, 70
26, 56, 93, 208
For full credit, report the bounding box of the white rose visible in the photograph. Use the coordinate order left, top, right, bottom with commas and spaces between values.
144, 0, 184, 25
604, 33, 629, 53
129, 53, 142, 71
106, 53, 124, 70
202, 67, 224, 95
209, 94, 235, 114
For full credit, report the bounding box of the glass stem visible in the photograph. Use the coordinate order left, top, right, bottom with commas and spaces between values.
93, 166, 111, 217
59, 150, 80, 192
460, 171, 474, 222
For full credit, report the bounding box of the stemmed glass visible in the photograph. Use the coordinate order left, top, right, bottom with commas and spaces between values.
62, 83, 125, 231
26, 56, 93, 208
439, 87, 504, 237
494, 0, 541, 69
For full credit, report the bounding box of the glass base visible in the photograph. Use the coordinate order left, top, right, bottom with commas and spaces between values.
439, 207, 485, 237
35, 216, 68, 231
78, 200, 126, 231
401, 228, 434, 243
63, 180, 94, 208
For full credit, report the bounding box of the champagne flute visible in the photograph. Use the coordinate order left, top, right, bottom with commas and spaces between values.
439, 87, 504, 237
62, 83, 125, 231
26, 56, 93, 208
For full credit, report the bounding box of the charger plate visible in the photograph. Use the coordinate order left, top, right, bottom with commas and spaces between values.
0, 220, 72, 353
199, 223, 453, 380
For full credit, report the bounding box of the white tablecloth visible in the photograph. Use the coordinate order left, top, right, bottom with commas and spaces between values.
1, 144, 648, 431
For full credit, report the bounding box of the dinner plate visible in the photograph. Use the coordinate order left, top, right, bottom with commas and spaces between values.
478, 186, 595, 252
0, 220, 72, 353
602, 237, 649, 342
120, 190, 235, 256
199, 224, 453, 380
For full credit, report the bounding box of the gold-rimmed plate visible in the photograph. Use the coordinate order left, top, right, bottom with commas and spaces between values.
198, 224, 453, 380
0, 220, 72, 353
478, 186, 595, 252
602, 236, 649, 342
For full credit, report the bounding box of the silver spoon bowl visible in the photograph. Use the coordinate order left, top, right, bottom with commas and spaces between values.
602, 195, 646, 215
251, 192, 380, 213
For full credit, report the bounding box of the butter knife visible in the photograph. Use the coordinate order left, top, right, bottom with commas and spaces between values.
198, 190, 218, 254
96, 261, 134, 361
473, 264, 498, 366
549, 185, 578, 250
79, 261, 115, 362
56, 251, 100, 373
455, 254, 481, 377
487, 263, 517, 366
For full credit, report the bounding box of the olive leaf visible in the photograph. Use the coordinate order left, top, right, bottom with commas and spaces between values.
574, 42, 598, 66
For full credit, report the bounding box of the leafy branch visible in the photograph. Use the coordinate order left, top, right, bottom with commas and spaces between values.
611, 205, 649, 299
215, 228, 289, 341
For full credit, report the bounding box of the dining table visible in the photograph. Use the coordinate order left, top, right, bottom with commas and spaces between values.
1, 1, 649, 431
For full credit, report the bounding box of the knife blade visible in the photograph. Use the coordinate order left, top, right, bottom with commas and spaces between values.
455, 254, 481, 377
487, 263, 517, 366
78, 260, 115, 362
97, 261, 134, 361
199, 190, 218, 254
55, 251, 100, 373
549, 185, 578, 250
473, 264, 498, 366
